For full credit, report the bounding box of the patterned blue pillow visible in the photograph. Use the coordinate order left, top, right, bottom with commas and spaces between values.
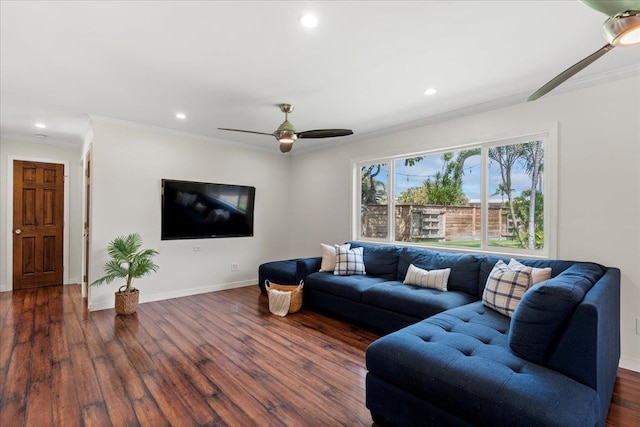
334, 246, 366, 276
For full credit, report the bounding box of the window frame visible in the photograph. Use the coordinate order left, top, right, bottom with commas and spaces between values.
352, 127, 557, 259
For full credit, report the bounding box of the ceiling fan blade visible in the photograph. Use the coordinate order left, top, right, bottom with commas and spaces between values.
297, 129, 354, 139
279, 143, 293, 153
527, 44, 614, 102
581, 0, 639, 17
218, 128, 274, 137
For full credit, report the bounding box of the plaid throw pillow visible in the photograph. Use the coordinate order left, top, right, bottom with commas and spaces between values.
319, 243, 350, 272
482, 260, 532, 317
403, 264, 450, 291
508, 258, 552, 286
334, 246, 366, 276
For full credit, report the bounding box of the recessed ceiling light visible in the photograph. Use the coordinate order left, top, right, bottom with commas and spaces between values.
35, 123, 46, 128
299, 14, 318, 28
424, 88, 438, 96
176, 112, 186, 120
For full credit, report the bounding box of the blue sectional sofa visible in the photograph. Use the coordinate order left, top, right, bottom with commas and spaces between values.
260, 242, 620, 426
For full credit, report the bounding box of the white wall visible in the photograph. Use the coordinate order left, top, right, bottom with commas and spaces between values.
289, 76, 640, 371
2, 77, 638, 372
88, 121, 292, 310
0, 139, 84, 290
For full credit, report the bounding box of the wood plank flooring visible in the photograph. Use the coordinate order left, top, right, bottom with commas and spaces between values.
0, 284, 639, 426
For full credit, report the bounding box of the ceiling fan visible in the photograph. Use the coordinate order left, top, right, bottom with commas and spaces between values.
528, 0, 640, 101
218, 103, 353, 153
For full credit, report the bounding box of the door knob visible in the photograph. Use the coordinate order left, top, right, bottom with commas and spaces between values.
15, 229, 22, 235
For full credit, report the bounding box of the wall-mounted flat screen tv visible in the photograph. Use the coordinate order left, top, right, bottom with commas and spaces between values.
161, 179, 255, 240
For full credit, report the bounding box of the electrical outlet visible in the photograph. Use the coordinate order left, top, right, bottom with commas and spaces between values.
193, 246, 202, 252
231, 262, 239, 271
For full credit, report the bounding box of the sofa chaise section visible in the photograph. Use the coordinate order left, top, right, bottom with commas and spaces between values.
365, 263, 620, 426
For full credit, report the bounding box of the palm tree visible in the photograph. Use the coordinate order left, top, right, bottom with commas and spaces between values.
520, 141, 544, 249
491, 183, 512, 204
91, 233, 159, 292
361, 164, 387, 205
489, 145, 526, 247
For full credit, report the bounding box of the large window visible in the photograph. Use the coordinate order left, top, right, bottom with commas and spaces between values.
360, 162, 389, 239
355, 132, 556, 257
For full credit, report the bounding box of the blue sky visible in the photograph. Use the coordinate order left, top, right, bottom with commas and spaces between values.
372, 152, 536, 201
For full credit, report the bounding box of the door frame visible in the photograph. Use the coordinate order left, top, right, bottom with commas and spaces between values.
83, 149, 91, 299
3, 156, 70, 291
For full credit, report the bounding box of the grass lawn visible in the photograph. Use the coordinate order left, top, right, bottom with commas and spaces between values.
421, 239, 523, 249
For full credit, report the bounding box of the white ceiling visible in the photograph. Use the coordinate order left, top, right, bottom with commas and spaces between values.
1, 1, 639, 153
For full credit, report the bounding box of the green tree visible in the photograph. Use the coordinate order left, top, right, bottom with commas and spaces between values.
423, 150, 478, 206
489, 145, 526, 247
513, 190, 544, 249
520, 141, 544, 249
397, 150, 478, 206
361, 164, 386, 205
397, 184, 429, 204
363, 158, 424, 205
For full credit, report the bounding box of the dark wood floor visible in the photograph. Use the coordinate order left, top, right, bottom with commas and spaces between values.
0, 285, 639, 426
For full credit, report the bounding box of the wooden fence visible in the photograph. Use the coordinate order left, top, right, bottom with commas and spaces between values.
361, 204, 513, 242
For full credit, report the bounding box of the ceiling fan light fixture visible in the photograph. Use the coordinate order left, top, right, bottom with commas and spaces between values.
219, 103, 352, 153
275, 118, 297, 143
275, 129, 297, 143
279, 142, 294, 153
603, 11, 640, 46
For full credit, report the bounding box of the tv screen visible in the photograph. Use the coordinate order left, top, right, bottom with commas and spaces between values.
161, 179, 255, 240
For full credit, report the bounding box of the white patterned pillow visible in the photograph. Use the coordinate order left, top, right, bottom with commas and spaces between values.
482, 260, 532, 317
319, 243, 350, 272
403, 264, 450, 291
508, 258, 552, 286
334, 246, 366, 276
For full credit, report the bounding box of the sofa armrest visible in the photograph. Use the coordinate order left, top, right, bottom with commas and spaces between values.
547, 267, 620, 426
296, 257, 322, 282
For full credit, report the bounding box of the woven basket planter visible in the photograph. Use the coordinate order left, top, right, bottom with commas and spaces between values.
114, 287, 139, 315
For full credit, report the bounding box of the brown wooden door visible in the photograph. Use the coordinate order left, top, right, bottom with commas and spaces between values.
13, 160, 64, 289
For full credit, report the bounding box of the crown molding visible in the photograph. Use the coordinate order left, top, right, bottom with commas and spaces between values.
0, 134, 82, 149
88, 115, 279, 155
85, 64, 639, 158
292, 64, 640, 156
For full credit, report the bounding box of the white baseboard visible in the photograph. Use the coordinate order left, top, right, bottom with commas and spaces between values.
0, 277, 82, 292
87, 279, 256, 312
619, 356, 640, 373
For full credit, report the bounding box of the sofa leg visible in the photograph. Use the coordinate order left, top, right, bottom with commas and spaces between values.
371, 411, 392, 426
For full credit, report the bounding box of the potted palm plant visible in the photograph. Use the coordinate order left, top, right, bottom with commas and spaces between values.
91, 233, 159, 315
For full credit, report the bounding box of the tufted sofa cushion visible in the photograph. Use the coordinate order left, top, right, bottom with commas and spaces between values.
366, 301, 600, 426
508, 263, 604, 364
